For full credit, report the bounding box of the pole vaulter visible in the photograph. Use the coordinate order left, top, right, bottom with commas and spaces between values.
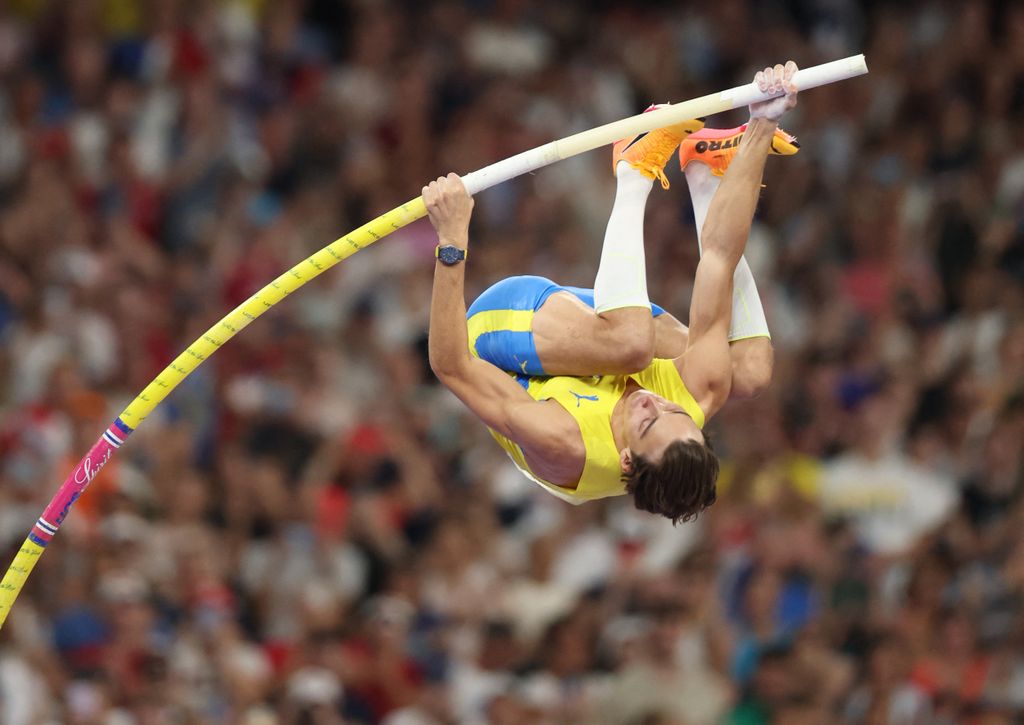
0, 55, 868, 630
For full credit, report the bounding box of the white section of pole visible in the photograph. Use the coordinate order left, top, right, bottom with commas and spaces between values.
462, 54, 868, 196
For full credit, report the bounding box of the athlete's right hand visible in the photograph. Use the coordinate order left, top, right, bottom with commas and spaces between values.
748, 61, 798, 121
423, 173, 474, 249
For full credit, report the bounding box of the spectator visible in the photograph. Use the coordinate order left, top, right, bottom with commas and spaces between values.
0, 1, 1020, 722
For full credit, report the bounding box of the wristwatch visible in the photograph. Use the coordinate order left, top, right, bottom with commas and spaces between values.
435, 244, 467, 266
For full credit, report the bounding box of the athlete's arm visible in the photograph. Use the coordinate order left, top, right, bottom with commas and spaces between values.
425, 174, 541, 439
677, 63, 798, 415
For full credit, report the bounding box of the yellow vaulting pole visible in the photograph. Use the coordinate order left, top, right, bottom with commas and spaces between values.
0, 55, 868, 629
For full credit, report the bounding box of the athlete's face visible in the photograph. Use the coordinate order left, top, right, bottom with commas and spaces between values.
620, 390, 703, 468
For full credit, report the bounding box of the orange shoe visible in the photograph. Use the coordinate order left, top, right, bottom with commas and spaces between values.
679, 124, 799, 176
612, 105, 704, 189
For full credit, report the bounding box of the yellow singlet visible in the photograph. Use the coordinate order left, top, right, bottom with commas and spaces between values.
487, 359, 705, 504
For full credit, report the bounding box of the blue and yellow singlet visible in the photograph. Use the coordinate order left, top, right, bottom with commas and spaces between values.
467, 276, 703, 504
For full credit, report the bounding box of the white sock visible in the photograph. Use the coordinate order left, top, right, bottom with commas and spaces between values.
594, 162, 654, 314
684, 161, 771, 341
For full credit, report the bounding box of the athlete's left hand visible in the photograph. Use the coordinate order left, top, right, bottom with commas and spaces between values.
423, 173, 474, 249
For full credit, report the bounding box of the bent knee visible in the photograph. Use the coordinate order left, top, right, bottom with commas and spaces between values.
600, 309, 655, 373
602, 325, 651, 374
731, 339, 774, 399
615, 336, 655, 373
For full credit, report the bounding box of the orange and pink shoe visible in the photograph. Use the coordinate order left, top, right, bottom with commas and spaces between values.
612, 105, 704, 189
678, 124, 799, 176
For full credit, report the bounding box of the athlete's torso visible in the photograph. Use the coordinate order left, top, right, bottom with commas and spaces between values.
488, 358, 705, 504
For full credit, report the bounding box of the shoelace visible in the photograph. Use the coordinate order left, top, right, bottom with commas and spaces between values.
630, 127, 693, 189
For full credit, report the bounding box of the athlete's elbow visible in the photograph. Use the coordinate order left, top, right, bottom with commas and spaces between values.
428, 342, 462, 382
700, 233, 742, 268
429, 353, 462, 383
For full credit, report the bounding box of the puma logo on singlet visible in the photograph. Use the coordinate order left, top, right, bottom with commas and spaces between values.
570, 391, 599, 407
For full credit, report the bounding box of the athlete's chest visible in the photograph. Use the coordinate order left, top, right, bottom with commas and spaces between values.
516, 376, 647, 488
529, 374, 629, 406
514, 398, 587, 487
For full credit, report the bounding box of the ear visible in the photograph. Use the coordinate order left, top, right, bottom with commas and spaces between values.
619, 447, 633, 475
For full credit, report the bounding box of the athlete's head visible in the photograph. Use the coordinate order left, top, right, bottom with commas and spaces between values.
618, 390, 718, 523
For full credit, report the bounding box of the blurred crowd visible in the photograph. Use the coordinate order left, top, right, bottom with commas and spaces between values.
0, 0, 1022, 723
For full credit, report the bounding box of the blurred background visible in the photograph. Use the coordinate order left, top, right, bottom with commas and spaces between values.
0, 0, 1022, 723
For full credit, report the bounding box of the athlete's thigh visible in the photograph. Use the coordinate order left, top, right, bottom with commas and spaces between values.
532, 292, 687, 375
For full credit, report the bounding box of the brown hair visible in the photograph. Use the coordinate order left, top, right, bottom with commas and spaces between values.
623, 438, 719, 524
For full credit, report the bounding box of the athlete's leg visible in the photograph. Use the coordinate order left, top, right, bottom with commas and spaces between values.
532, 290, 692, 375
531, 116, 703, 376
684, 156, 773, 399
466, 274, 687, 378
532, 163, 656, 374
729, 338, 773, 399
647, 309, 771, 396
532, 153, 776, 389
